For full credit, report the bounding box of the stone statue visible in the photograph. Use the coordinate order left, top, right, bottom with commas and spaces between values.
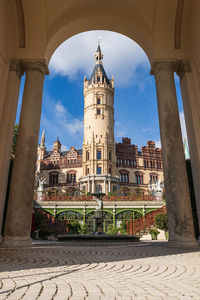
93, 196, 103, 210
148, 179, 164, 200
38, 177, 46, 192
92, 192, 105, 234
37, 176, 46, 201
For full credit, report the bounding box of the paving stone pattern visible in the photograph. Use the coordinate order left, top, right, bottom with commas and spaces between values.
0, 241, 200, 299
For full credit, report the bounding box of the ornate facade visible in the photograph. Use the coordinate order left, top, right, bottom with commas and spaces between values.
36, 44, 164, 196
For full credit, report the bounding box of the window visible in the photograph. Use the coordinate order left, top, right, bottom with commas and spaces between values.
97, 166, 101, 174
67, 174, 70, 183
109, 151, 112, 160
49, 173, 58, 184
97, 98, 101, 104
125, 174, 128, 183
120, 172, 129, 183
97, 150, 101, 159
109, 167, 112, 175
97, 109, 101, 115
97, 76, 100, 82
66, 172, 76, 184
135, 173, 143, 184
86, 151, 89, 161
87, 168, 89, 175
96, 184, 102, 193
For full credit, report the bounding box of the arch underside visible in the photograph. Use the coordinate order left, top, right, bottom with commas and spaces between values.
2, 0, 196, 66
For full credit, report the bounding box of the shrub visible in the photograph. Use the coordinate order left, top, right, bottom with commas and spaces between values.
106, 224, 119, 235
69, 220, 81, 234
149, 228, 160, 235
119, 220, 128, 235
155, 213, 168, 232
80, 224, 89, 234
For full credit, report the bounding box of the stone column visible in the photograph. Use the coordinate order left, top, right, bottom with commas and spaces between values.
103, 179, 106, 193
177, 60, 200, 241
108, 178, 111, 193
0, 59, 23, 241
151, 61, 198, 246
2, 59, 48, 246
88, 177, 90, 193
92, 177, 95, 193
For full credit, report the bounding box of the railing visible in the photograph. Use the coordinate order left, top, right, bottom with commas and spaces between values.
34, 194, 163, 202
127, 205, 166, 235
34, 208, 69, 234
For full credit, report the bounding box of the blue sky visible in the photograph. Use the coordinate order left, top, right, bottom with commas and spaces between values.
16, 30, 187, 151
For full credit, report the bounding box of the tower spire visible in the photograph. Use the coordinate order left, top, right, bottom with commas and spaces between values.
95, 42, 103, 64
40, 129, 45, 148
89, 43, 109, 84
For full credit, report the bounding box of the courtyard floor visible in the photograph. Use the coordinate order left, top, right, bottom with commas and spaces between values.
0, 240, 200, 299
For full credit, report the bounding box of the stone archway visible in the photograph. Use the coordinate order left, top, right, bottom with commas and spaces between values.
0, 1, 200, 246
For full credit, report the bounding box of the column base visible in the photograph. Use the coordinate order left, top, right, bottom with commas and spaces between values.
167, 239, 199, 248
0, 236, 33, 247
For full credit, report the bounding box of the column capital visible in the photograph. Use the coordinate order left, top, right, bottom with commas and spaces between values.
21, 59, 49, 75
176, 59, 191, 80
150, 60, 177, 75
9, 58, 24, 78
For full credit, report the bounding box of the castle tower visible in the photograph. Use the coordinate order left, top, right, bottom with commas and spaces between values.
80, 43, 119, 194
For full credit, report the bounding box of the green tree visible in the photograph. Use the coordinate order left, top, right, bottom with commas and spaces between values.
1, 124, 19, 236
155, 213, 168, 232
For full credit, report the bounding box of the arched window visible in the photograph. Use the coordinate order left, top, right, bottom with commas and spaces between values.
96, 184, 102, 193
120, 174, 122, 182
49, 172, 59, 184
66, 171, 77, 184
67, 174, 70, 183
120, 171, 129, 183
125, 174, 128, 183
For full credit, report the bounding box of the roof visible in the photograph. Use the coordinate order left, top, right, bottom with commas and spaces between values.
89, 64, 110, 84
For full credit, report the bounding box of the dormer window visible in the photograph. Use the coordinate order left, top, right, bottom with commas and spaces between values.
97, 76, 100, 82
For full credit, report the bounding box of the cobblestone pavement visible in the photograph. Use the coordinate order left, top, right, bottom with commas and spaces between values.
0, 241, 200, 300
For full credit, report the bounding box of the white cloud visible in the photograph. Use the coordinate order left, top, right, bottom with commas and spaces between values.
155, 140, 161, 148
179, 111, 188, 143
55, 102, 66, 114
49, 30, 149, 87
40, 97, 83, 149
